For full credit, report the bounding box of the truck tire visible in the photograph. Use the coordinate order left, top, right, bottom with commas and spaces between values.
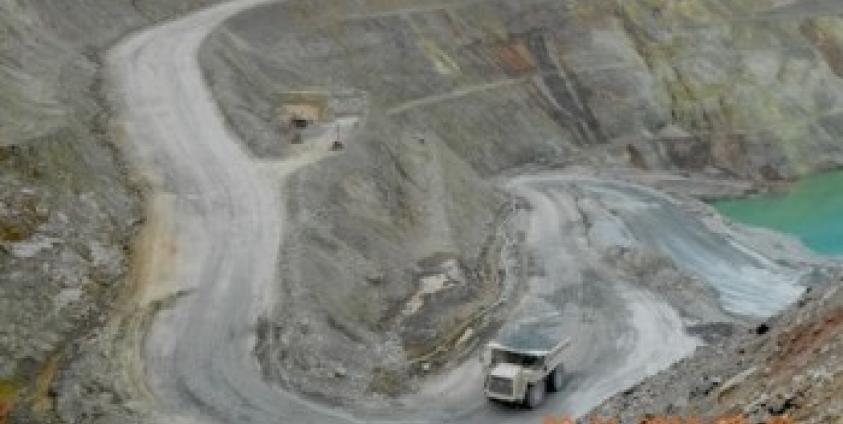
546, 365, 564, 392
524, 382, 545, 408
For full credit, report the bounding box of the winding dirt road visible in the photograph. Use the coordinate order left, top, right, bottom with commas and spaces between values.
107, 2, 362, 423
106, 1, 806, 423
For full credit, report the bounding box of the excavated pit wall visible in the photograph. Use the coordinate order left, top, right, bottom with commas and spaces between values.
198, 0, 843, 404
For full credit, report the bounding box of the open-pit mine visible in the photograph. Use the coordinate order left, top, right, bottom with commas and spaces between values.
2, 1, 843, 423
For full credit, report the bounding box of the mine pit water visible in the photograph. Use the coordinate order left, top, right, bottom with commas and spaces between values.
714, 169, 843, 256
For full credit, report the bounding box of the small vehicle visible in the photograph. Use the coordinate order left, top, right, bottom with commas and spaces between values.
481, 338, 570, 408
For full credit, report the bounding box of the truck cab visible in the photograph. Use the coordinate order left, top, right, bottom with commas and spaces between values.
481, 339, 569, 408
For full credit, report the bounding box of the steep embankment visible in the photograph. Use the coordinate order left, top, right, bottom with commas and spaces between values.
592, 277, 843, 424
0, 1, 222, 421
197, 0, 843, 407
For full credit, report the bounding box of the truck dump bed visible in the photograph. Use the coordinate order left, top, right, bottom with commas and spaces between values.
493, 317, 570, 354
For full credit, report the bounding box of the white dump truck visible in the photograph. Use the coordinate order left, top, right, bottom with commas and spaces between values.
481, 338, 570, 408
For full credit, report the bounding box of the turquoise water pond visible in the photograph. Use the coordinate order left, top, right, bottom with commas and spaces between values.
714, 170, 843, 256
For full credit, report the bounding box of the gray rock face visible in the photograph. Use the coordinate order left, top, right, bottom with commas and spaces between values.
206, 0, 843, 180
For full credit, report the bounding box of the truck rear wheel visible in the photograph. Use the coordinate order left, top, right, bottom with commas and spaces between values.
524, 382, 545, 408
546, 365, 564, 392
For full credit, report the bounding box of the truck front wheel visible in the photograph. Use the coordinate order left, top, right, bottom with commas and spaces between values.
546, 365, 564, 392
524, 382, 545, 408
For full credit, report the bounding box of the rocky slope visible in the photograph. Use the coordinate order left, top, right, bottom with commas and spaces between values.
197, 0, 843, 405
206, 0, 843, 177
0, 1, 221, 422
591, 275, 843, 424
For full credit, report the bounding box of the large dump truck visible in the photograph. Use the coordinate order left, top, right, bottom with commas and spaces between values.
481, 338, 570, 408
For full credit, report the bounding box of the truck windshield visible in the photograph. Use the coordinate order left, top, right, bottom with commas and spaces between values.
491, 349, 542, 367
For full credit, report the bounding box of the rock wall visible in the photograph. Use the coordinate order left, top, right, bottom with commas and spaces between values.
614, 0, 843, 178
207, 0, 843, 181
